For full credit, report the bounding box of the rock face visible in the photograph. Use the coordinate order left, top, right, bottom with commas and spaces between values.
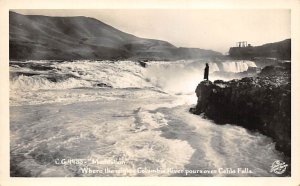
9, 11, 222, 60
190, 63, 291, 156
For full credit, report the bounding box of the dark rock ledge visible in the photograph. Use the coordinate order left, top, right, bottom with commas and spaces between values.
190, 63, 291, 158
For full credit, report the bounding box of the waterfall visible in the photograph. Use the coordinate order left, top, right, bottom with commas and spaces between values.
220, 60, 257, 73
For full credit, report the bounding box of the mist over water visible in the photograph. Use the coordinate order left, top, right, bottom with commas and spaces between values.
221, 61, 257, 72
10, 60, 256, 99
10, 60, 282, 177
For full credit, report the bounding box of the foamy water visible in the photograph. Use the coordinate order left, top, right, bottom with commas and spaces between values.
10, 60, 282, 177
221, 60, 257, 73
10, 60, 257, 105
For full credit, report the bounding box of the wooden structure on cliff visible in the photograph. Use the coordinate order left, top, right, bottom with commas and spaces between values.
229, 41, 254, 59
236, 41, 248, 48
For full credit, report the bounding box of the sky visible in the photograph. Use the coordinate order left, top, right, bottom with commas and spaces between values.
13, 9, 291, 54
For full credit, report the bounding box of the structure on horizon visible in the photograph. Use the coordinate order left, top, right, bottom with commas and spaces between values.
229, 41, 254, 59
236, 41, 249, 48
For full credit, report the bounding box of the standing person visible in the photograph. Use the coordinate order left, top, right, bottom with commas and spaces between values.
204, 63, 209, 81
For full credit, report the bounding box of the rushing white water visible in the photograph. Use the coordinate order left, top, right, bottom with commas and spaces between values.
10, 60, 256, 102
10, 60, 283, 177
221, 60, 257, 73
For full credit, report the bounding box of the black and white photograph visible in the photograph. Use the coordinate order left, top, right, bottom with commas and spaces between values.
8, 8, 292, 177
3, 4, 297, 180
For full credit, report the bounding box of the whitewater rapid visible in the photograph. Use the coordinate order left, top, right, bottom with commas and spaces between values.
10, 60, 282, 177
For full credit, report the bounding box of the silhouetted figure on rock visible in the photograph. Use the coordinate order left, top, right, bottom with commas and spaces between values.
204, 63, 209, 81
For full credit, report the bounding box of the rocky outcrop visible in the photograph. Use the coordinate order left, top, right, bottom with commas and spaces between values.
190, 63, 291, 157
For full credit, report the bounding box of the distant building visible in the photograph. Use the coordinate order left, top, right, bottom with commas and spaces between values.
236, 41, 248, 48
229, 41, 254, 59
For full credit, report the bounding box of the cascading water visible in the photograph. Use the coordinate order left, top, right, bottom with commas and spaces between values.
10, 60, 283, 177
220, 60, 257, 73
